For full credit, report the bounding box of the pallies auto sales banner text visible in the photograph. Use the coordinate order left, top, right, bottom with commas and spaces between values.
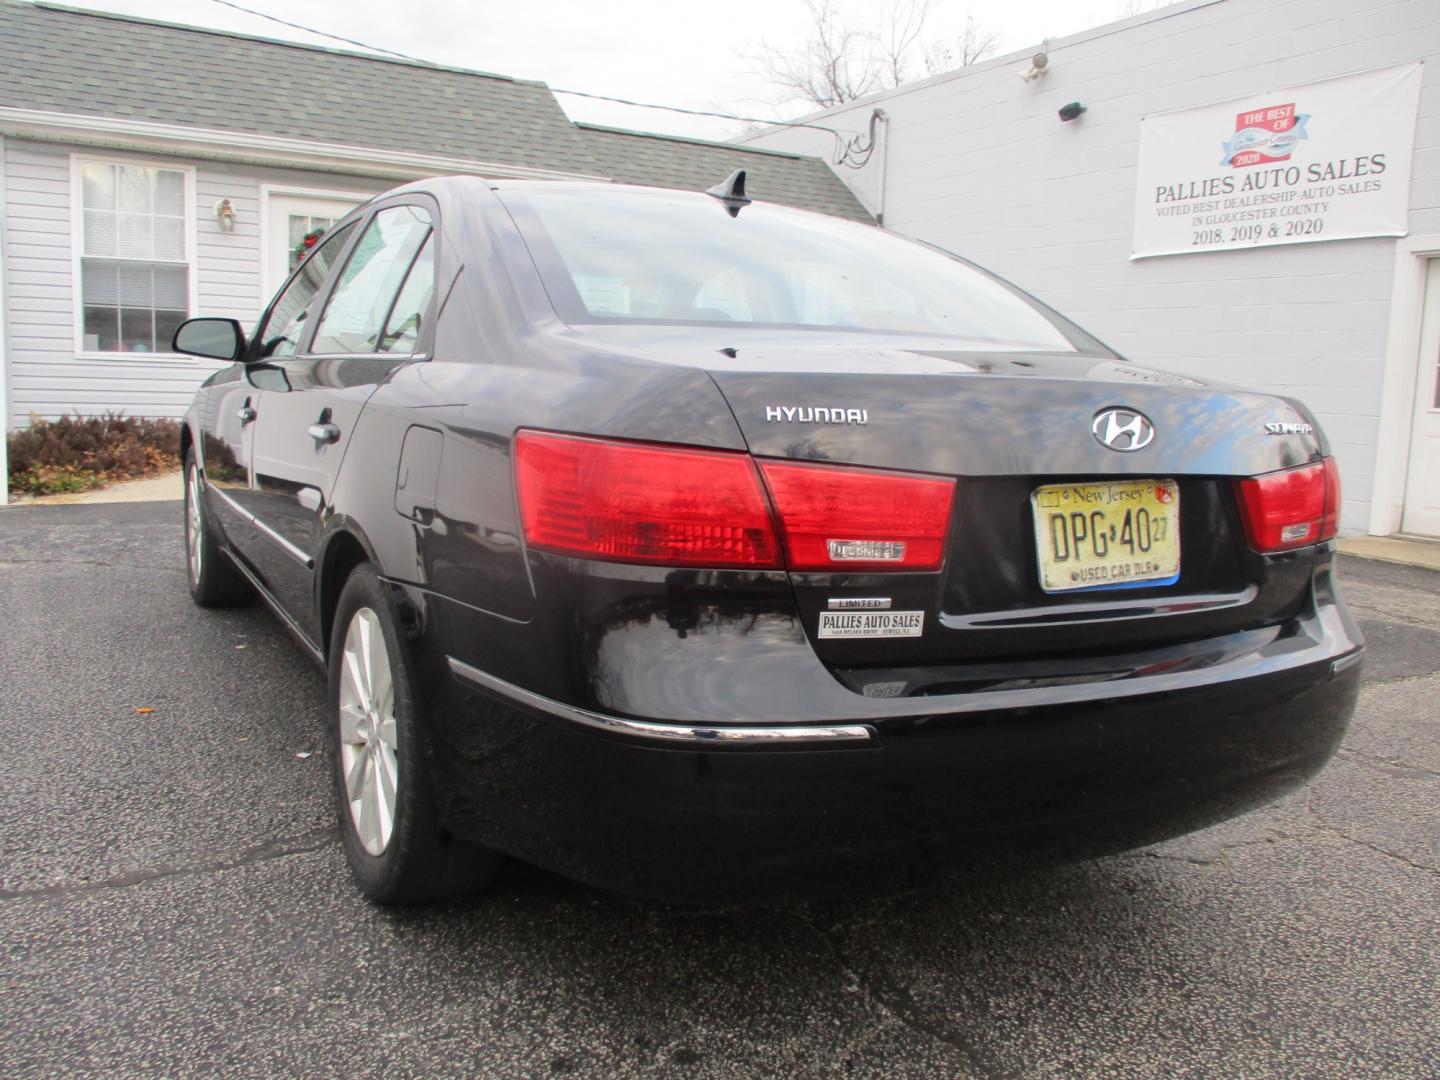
1132, 63, 1423, 259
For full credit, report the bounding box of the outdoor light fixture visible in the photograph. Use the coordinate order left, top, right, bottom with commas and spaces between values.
1018, 51, 1049, 82
213, 198, 236, 232
1059, 102, 1087, 122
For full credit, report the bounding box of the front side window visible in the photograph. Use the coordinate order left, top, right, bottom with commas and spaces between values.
311, 206, 433, 355
255, 221, 357, 358
77, 161, 191, 354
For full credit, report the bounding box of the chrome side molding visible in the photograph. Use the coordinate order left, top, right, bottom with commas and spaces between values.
446, 657, 877, 747
206, 483, 314, 569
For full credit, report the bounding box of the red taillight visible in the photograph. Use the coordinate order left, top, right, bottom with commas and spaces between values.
514, 431, 780, 567
515, 432, 956, 572
1321, 456, 1341, 540
759, 460, 955, 571
1235, 458, 1340, 553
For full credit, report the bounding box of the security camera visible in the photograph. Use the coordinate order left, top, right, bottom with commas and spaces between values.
1058, 101, 1087, 122
1018, 52, 1049, 82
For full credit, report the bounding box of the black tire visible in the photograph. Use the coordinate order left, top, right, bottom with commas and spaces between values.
328, 563, 503, 905
184, 450, 252, 607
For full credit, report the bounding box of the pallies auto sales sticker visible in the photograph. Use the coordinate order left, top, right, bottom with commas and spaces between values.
818, 610, 925, 639
1132, 63, 1422, 258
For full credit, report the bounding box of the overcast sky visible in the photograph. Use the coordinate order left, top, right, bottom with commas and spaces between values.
62, 0, 1149, 140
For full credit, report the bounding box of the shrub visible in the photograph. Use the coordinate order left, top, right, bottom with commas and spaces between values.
6, 412, 182, 496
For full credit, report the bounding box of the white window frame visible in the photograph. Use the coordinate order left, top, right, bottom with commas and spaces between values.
69, 152, 199, 362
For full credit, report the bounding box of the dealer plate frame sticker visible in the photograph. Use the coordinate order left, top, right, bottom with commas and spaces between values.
818, 610, 925, 639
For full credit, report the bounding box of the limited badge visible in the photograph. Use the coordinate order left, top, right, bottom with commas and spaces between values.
818, 610, 924, 639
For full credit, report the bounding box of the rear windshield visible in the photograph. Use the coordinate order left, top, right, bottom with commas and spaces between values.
500, 187, 1081, 350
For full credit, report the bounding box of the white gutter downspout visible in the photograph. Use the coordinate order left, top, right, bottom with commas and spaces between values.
0, 135, 10, 507
874, 108, 890, 228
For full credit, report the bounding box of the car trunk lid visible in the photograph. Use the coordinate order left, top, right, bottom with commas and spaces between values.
706, 359, 1326, 673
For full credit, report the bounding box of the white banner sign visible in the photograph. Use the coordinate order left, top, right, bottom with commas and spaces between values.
1132, 63, 1423, 259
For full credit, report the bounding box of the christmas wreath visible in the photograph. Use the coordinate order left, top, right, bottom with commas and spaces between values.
293, 226, 327, 266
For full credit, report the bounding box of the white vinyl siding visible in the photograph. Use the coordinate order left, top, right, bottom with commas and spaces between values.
1, 138, 388, 427
196, 167, 264, 326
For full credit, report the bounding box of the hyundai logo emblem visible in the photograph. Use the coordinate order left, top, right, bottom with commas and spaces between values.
1092, 407, 1155, 452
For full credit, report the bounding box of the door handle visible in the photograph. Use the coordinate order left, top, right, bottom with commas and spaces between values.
308, 422, 341, 444
237, 406, 257, 424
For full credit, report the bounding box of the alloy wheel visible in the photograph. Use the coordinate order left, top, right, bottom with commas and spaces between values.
337, 607, 399, 855
186, 465, 203, 584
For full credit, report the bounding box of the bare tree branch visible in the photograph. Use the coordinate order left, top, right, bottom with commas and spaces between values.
923, 14, 1004, 76
871, 0, 935, 88
746, 1, 1001, 109
747, 0, 879, 109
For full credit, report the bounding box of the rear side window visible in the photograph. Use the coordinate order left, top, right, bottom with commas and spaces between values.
311, 205, 432, 355
377, 235, 434, 354
257, 221, 356, 358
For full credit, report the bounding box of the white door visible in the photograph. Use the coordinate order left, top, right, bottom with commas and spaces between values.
261, 191, 365, 303
1401, 260, 1440, 536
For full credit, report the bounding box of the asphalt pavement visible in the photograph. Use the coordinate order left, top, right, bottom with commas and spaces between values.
1, 501, 1436, 1079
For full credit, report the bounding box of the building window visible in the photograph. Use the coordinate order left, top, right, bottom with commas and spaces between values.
75, 160, 192, 355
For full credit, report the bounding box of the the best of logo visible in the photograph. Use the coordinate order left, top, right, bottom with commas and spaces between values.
1220, 103, 1311, 167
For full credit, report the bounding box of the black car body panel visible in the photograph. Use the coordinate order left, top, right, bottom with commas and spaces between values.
183, 176, 1361, 901
432, 623, 1356, 901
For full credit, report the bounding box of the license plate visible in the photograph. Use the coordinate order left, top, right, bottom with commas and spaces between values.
1030, 480, 1181, 593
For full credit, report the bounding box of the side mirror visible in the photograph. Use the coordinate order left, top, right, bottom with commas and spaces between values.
172, 317, 246, 362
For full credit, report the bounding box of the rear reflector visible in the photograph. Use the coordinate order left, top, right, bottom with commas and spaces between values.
759, 460, 955, 571
1235, 458, 1340, 552
514, 431, 780, 567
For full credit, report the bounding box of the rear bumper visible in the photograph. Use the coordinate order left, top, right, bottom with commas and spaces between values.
422, 573, 1362, 902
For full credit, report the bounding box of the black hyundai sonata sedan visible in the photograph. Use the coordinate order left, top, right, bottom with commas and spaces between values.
176, 174, 1362, 904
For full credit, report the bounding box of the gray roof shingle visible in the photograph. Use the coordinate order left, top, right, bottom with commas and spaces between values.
0, 1, 602, 175
576, 123, 873, 222
0, 2, 871, 220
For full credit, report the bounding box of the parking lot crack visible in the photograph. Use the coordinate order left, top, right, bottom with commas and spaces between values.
1128, 849, 1226, 866
1302, 784, 1437, 878
1125, 830, 1317, 867
797, 912, 995, 1079
1314, 825, 1438, 878
1337, 745, 1440, 781
0, 827, 339, 903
